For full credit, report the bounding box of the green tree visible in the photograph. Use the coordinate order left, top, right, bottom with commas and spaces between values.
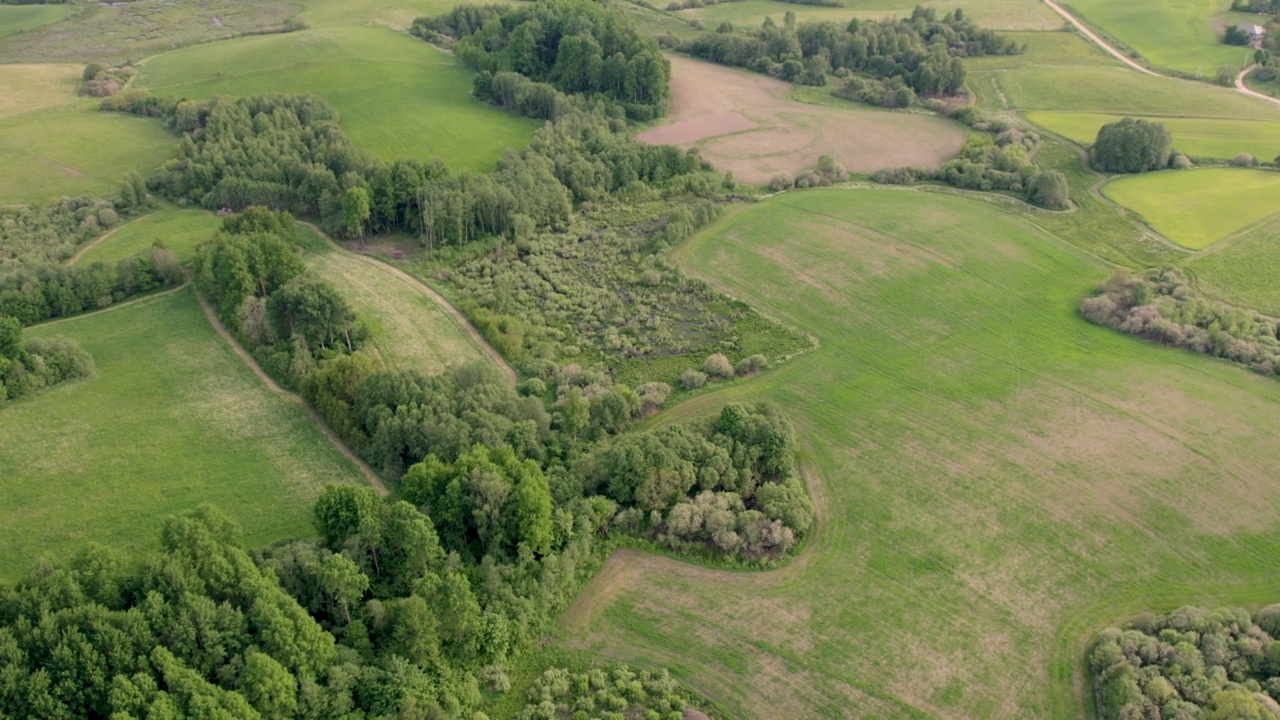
510, 459, 554, 554
1026, 171, 1069, 209
1090, 117, 1172, 173
341, 187, 371, 243
238, 651, 298, 719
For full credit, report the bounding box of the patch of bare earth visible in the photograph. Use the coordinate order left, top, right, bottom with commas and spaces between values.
638, 54, 965, 183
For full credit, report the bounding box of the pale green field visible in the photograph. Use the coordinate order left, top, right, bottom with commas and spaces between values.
1065, 0, 1258, 76
0, 3, 68, 38
560, 188, 1280, 719
74, 207, 223, 266
1028, 111, 1280, 161
1102, 168, 1280, 250
1185, 214, 1280, 316
684, 0, 1060, 31
134, 26, 535, 171
0, 288, 363, 580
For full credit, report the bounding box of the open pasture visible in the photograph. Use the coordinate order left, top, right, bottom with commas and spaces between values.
0, 4, 69, 38
0, 288, 363, 580
1027, 111, 1280, 161
638, 54, 964, 183
134, 26, 535, 172
1186, 214, 1280, 316
1102, 168, 1280, 250
298, 226, 488, 374
682, 0, 1060, 31
73, 207, 222, 266
1065, 0, 1257, 76
0, 0, 300, 63
559, 187, 1280, 719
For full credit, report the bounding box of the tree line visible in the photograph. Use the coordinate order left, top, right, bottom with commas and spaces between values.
681, 6, 1022, 95
412, 0, 672, 120
1091, 605, 1280, 720
0, 316, 93, 403
0, 173, 149, 274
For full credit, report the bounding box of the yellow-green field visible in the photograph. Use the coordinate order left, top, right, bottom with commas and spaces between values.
1102, 168, 1280, 250
1027, 111, 1280, 161
134, 26, 536, 171
1186, 214, 1280, 316
1065, 0, 1257, 76
681, 0, 1060, 31
73, 207, 223, 266
0, 288, 364, 580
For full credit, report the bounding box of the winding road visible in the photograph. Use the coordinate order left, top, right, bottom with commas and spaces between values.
1042, 0, 1280, 108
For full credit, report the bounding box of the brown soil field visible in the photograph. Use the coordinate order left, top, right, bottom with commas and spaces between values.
638, 54, 965, 183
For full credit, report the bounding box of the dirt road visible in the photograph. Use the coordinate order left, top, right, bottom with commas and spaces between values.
1041, 0, 1159, 77
1235, 64, 1280, 108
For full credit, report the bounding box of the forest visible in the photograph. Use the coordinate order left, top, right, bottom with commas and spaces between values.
1091, 606, 1280, 720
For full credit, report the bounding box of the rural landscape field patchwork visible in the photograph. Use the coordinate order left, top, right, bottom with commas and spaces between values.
3, 0, 1280, 717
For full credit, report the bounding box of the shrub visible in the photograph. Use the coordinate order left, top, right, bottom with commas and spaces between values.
1025, 171, 1069, 210
1169, 152, 1193, 169
734, 354, 767, 376
701, 353, 733, 378
680, 369, 707, 389
768, 173, 794, 191
1231, 152, 1257, 167
1090, 117, 1172, 173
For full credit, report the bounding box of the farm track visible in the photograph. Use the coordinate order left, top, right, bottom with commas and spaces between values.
28, 281, 191, 329
193, 287, 388, 497
67, 219, 133, 265
300, 222, 518, 386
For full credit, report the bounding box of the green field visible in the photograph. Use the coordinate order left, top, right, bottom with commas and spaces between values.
0, 288, 364, 580
1065, 0, 1257, 76
73, 207, 222, 266
1186, 214, 1280, 315
559, 187, 1280, 719
0, 3, 69, 38
298, 226, 488, 374
1027, 111, 1280, 161
1102, 168, 1280, 249
135, 26, 536, 171
683, 0, 1059, 31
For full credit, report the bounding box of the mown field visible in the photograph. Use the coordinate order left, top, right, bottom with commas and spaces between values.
1026, 111, 1280, 161
134, 25, 535, 171
559, 188, 1280, 719
1186, 214, 1280, 316
73, 207, 222, 266
681, 0, 1060, 32
1101, 168, 1280, 250
0, 288, 364, 580
0, 4, 69, 38
1064, 0, 1256, 76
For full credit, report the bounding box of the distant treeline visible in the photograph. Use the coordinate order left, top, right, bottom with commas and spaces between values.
681, 6, 1022, 94
1082, 268, 1280, 376
412, 0, 671, 120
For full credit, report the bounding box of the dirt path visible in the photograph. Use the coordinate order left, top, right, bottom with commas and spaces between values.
1042, 0, 1159, 76
1235, 64, 1280, 108
67, 219, 136, 266
28, 282, 191, 329
300, 222, 517, 386
193, 288, 389, 496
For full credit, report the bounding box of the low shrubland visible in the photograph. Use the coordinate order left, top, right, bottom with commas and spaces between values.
0, 176, 147, 271
515, 665, 717, 719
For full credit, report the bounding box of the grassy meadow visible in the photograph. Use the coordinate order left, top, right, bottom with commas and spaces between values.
0, 288, 364, 580
0, 3, 69, 38
1063, 0, 1258, 77
1027, 112, 1280, 161
134, 25, 535, 171
681, 0, 1060, 31
73, 207, 222, 266
1101, 168, 1280, 249
1186, 214, 1280, 315
558, 187, 1280, 719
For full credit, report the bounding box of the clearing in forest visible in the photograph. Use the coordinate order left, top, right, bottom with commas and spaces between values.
73, 207, 223, 266
559, 188, 1280, 720
638, 54, 964, 183
0, 288, 364, 580
1101, 168, 1280, 250
134, 26, 536, 172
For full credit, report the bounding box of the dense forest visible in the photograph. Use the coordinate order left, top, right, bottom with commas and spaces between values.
412, 0, 671, 120
1091, 606, 1280, 720
1081, 268, 1280, 377
681, 6, 1021, 94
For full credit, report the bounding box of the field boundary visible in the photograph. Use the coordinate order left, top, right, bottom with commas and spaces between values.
68, 218, 138, 265
27, 281, 191, 329
301, 221, 517, 386
192, 287, 388, 496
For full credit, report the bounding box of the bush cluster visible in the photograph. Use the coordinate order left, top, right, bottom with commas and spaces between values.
1081, 268, 1280, 376
1091, 605, 1280, 720
0, 244, 182, 325
79, 62, 134, 97
1090, 117, 1174, 174
0, 194, 135, 273
516, 665, 716, 720
0, 316, 94, 403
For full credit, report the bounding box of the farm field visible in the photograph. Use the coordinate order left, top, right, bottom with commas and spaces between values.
0, 4, 69, 38
681, 0, 1060, 31
0, 288, 364, 580
1185, 215, 1280, 316
1026, 111, 1280, 161
638, 54, 964, 183
72, 207, 222, 266
1064, 0, 1256, 76
134, 25, 536, 171
560, 187, 1280, 719
1101, 168, 1280, 250
298, 226, 488, 374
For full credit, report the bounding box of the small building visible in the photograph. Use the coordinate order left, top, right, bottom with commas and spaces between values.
1237, 22, 1267, 44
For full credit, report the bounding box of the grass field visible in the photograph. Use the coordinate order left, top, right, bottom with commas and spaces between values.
1101, 168, 1280, 249
73, 207, 222, 266
134, 26, 535, 171
682, 0, 1060, 31
1027, 111, 1280, 161
557, 187, 1280, 719
298, 226, 487, 374
1064, 0, 1257, 77
1185, 214, 1280, 315
0, 288, 364, 580
0, 4, 69, 38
